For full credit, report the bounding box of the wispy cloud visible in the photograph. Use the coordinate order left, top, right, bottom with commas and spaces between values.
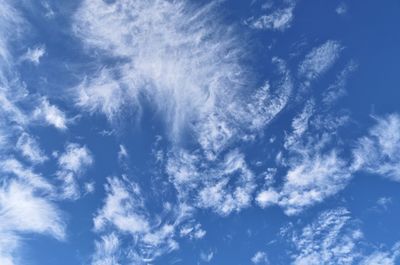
245, 1, 296, 31
20, 45, 46, 65
16, 132, 48, 164
0, 181, 65, 264
352, 114, 400, 181
298, 40, 342, 87
33, 98, 68, 130
251, 251, 269, 264
287, 208, 363, 265
281, 208, 400, 265
57, 143, 93, 199
92, 176, 190, 264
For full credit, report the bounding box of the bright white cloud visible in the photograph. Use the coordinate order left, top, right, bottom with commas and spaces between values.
33, 98, 68, 130
0, 181, 65, 264
278, 151, 351, 215
72, 0, 291, 154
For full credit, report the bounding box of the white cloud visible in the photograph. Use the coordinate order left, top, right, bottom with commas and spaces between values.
72, 0, 291, 156
33, 98, 68, 130
93, 176, 149, 234
169, 150, 256, 216
284, 99, 314, 148
0, 181, 65, 264
360, 243, 400, 265
352, 114, 400, 181
245, 2, 296, 31
283, 208, 400, 265
322, 61, 357, 105
57, 143, 93, 199
278, 151, 351, 215
117, 144, 128, 161
288, 208, 363, 265
1, 158, 53, 193
251, 251, 269, 264
179, 223, 206, 240
58, 143, 93, 173
16, 132, 48, 164
259, 146, 351, 215
256, 189, 280, 208
92, 233, 121, 265
200, 250, 214, 262
21, 45, 46, 65
92, 175, 194, 264
299, 41, 342, 85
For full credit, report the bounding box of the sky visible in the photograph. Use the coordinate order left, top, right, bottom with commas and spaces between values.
0, 0, 400, 264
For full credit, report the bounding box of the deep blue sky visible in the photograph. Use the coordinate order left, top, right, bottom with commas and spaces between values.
1, 0, 400, 265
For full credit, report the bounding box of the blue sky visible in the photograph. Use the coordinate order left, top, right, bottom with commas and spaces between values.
1, 0, 400, 264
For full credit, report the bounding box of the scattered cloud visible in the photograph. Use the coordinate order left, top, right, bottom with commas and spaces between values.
251, 251, 269, 264
200, 250, 214, 263
245, 1, 296, 31
16, 132, 48, 164
21, 45, 46, 65
287, 208, 363, 265
0, 181, 65, 265
352, 114, 400, 182
57, 143, 94, 199
359, 243, 400, 265
299, 40, 342, 86
92, 233, 121, 265
33, 98, 68, 130
92, 176, 194, 264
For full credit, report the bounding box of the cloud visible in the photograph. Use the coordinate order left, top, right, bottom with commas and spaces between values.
92, 233, 121, 265
336, 3, 348, 15
287, 208, 363, 265
93, 176, 150, 234
245, 1, 296, 31
21, 45, 45, 65
33, 98, 68, 130
93, 176, 192, 264
72, 0, 291, 152
281, 208, 400, 265
251, 251, 269, 264
299, 40, 342, 86
257, 151, 351, 215
57, 143, 93, 199
359, 243, 400, 265
1, 158, 53, 193
200, 250, 214, 262
0, 180, 65, 264
16, 132, 48, 164
167, 149, 256, 216
322, 61, 357, 106
352, 114, 400, 181
179, 222, 206, 240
